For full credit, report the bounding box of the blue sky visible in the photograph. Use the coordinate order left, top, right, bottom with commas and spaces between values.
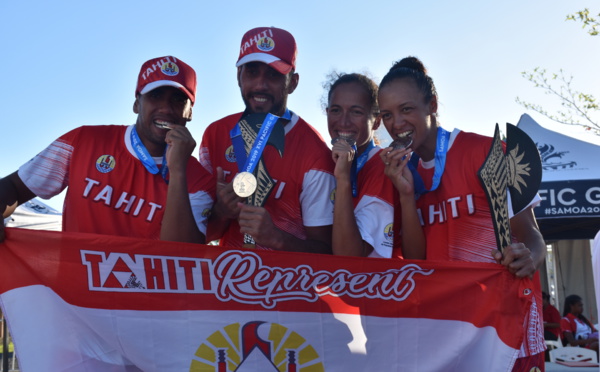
2, 0, 599, 211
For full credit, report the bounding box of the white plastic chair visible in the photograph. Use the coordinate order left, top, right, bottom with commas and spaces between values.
545, 339, 563, 350
549, 346, 598, 363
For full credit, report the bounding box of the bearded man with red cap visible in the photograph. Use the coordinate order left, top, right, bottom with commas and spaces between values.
0, 56, 214, 243
199, 27, 335, 253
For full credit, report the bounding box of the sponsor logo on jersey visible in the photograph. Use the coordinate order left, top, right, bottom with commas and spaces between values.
190, 321, 323, 371
96, 155, 116, 173
225, 145, 236, 163
160, 61, 179, 76
201, 208, 211, 218
384, 223, 394, 242
257, 36, 275, 52
330, 188, 336, 204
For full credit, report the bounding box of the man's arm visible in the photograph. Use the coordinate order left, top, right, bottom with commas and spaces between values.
1, 172, 37, 241
160, 127, 205, 243
205, 167, 244, 243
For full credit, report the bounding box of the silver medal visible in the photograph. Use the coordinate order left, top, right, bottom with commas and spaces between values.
391, 136, 413, 150
331, 134, 356, 147
233, 172, 257, 197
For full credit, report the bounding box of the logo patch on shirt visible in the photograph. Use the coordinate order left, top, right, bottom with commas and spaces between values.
96, 155, 116, 173
383, 223, 394, 242
329, 188, 336, 204
225, 145, 237, 163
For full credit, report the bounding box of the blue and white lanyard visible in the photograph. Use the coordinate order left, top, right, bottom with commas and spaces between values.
230, 109, 291, 173
351, 139, 375, 197
130, 127, 169, 184
409, 127, 451, 198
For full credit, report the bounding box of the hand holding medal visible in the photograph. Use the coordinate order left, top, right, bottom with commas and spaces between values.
233, 171, 260, 248
330, 133, 357, 180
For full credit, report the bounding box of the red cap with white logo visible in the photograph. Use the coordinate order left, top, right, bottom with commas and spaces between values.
236, 27, 297, 75
136, 56, 197, 105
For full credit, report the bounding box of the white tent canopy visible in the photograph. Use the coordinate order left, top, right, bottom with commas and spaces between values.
517, 114, 600, 241
4, 198, 62, 231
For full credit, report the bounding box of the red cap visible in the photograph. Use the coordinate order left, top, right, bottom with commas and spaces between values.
135, 56, 197, 104
236, 27, 297, 75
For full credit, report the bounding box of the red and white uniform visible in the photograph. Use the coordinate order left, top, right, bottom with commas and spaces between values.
415, 129, 545, 358
352, 147, 394, 258
199, 112, 335, 249
561, 313, 597, 341
18, 125, 214, 239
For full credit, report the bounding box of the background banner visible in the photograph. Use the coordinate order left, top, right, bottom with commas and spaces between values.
0, 228, 531, 372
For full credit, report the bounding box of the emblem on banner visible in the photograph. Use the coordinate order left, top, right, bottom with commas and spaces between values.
190, 321, 324, 371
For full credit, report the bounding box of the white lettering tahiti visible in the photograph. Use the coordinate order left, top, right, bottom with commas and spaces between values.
240, 29, 274, 54
83, 178, 162, 222
141, 56, 178, 81
419, 193, 475, 225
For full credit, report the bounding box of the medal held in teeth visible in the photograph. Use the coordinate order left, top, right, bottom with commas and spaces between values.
233, 171, 257, 197
156, 122, 172, 130
331, 133, 357, 147
391, 134, 412, 150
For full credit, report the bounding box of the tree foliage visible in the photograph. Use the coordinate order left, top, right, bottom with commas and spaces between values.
516, 8, 599, 135
567, 8, 600, 36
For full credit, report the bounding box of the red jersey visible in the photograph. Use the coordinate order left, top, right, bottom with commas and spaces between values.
199, 112, 335, 249
351, 147, 394, 258
415, 129, 545, 357
543, 304, 562, 339
18, 125, 214, 239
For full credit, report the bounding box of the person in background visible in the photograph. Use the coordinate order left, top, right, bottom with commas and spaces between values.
199, 26, 335, 253
378, 56, 547, 371
325, 72, 424, 258
561, 294, 599, 351
0, 56, 213, 243
542, 291, 562, 341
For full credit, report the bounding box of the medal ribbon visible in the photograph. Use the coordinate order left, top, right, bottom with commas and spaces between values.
350, 139, 375, 197
409, 127, 451, 198
230, 109, 291, 173
131, 126, 169, 183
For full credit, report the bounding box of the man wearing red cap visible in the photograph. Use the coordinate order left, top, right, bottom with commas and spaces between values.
0, 56, 214, 243
199, 27, 335, 253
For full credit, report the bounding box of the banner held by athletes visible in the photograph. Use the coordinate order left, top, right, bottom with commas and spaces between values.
0, 228, 531, 371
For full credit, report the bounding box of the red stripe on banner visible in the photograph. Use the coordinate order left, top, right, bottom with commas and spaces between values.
0, 227, 530, 351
